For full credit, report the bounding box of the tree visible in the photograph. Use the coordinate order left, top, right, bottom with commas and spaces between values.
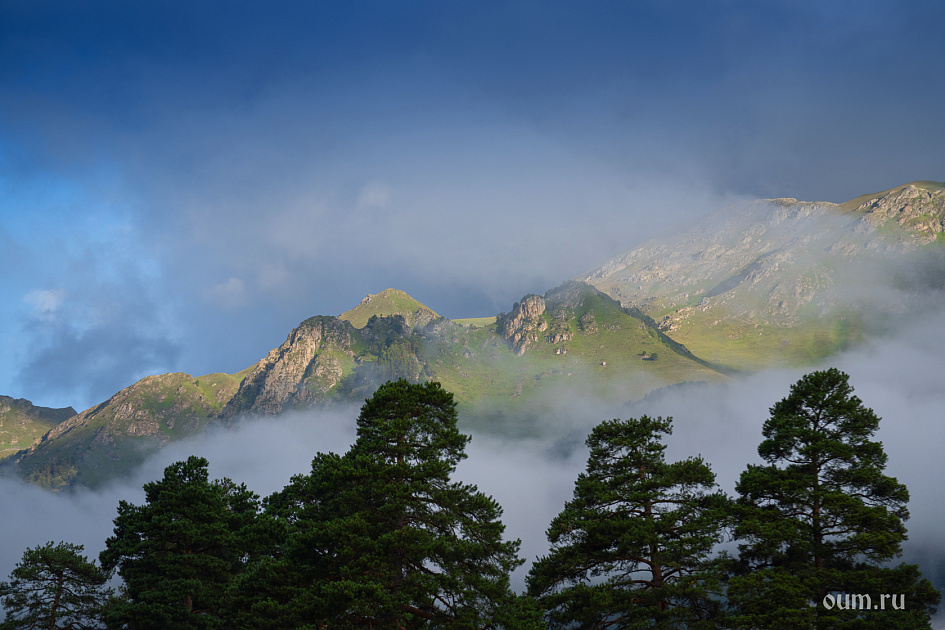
527, 415, 729, 629
227, 379, 542, 629
0, 541, 109, 630
99, 456, 260, 630
729, 368, 940, 628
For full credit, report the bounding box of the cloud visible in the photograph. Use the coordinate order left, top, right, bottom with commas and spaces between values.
3, 0, 944, 404
204, 277, 246, 309
14, 252, 180, 411
23, 289, 66, 319
356, 181, 392, 210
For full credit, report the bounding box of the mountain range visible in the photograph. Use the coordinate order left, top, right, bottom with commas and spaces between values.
582, 181, 945, 369
3, 181, 943, 490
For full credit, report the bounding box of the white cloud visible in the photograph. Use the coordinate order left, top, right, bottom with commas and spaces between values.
204, 277, 246, 308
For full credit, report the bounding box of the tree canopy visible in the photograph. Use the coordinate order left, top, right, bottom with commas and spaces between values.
729, 368, 939, 628
527, 415, 729, 629
99, 455, 260, 630
0, 541, 109, 630
228, 379, 541, 629
4, 372, 939, 630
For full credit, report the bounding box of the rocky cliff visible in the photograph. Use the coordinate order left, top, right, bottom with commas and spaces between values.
496, 294, 548, 355
219, 316, 355, 420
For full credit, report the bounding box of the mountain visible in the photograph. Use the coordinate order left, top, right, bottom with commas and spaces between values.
9, 181, 943, 490
5, 282, 725, 489
0, 397, 75, 460
9, 372, 245, 488
579, 181, 945, 370
338, 288, 440, 328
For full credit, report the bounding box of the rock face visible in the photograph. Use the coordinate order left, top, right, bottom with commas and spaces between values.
219, 316, 355, 420
841, 182, 945, 242
496, 295, 547, 355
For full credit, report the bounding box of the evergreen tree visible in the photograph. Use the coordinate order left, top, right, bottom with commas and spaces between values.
99, 456, 259, 630
227, 379, 542, 629
729, 368, 939, 628
527, 415, 729, 629
0, 541, 109, 630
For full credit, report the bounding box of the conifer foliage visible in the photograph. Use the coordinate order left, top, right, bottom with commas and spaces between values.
0, 542, 109, 630
98, 455, 260, 630
729, 368, 939, 628
229, 379, 540, 629
527, 415, 729, 629
3, 372, 940, 630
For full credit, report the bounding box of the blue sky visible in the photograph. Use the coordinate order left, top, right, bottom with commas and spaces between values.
2, 0, 944, 411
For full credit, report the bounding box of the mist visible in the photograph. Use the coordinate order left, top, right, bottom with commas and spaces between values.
3, 297, 945, 609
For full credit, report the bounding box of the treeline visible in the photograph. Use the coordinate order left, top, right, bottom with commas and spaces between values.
0, 371, 939, 629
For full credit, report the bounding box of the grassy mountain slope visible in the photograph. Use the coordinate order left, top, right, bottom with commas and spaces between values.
338, 288, 440, 329
424, 282, 725, 406
8, 283, 725, 489
10, 371, 245, 489
0, 397, 75, 460
581, 181, 945, 370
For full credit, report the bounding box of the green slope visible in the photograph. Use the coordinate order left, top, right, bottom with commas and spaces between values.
338, 288, 440, 329
11, 283, 727, 489
582, 181, 945, 371
0, 397, 76, 460
422, 282, 726, 407
11, 371, 246, 489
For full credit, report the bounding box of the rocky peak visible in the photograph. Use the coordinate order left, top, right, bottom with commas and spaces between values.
842, 182, 945, 244
496, 294, 547, 356
218, 316, 355, 420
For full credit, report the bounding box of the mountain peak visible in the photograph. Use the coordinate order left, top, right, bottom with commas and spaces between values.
338, 289, 440, 329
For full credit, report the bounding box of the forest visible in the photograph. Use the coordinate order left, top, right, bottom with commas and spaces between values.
1, 372, 939, 629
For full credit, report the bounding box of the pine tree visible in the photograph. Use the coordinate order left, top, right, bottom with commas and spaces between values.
0, 541, 109, 630
99, 456, 260, 630
729, 368, 940, 628
527, 415, 729, 629
227, 379, 542, 629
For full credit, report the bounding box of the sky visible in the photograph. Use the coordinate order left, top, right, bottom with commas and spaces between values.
2, 0, 945, 412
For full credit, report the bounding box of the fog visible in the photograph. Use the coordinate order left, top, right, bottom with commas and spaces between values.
3, 302, 944, 614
